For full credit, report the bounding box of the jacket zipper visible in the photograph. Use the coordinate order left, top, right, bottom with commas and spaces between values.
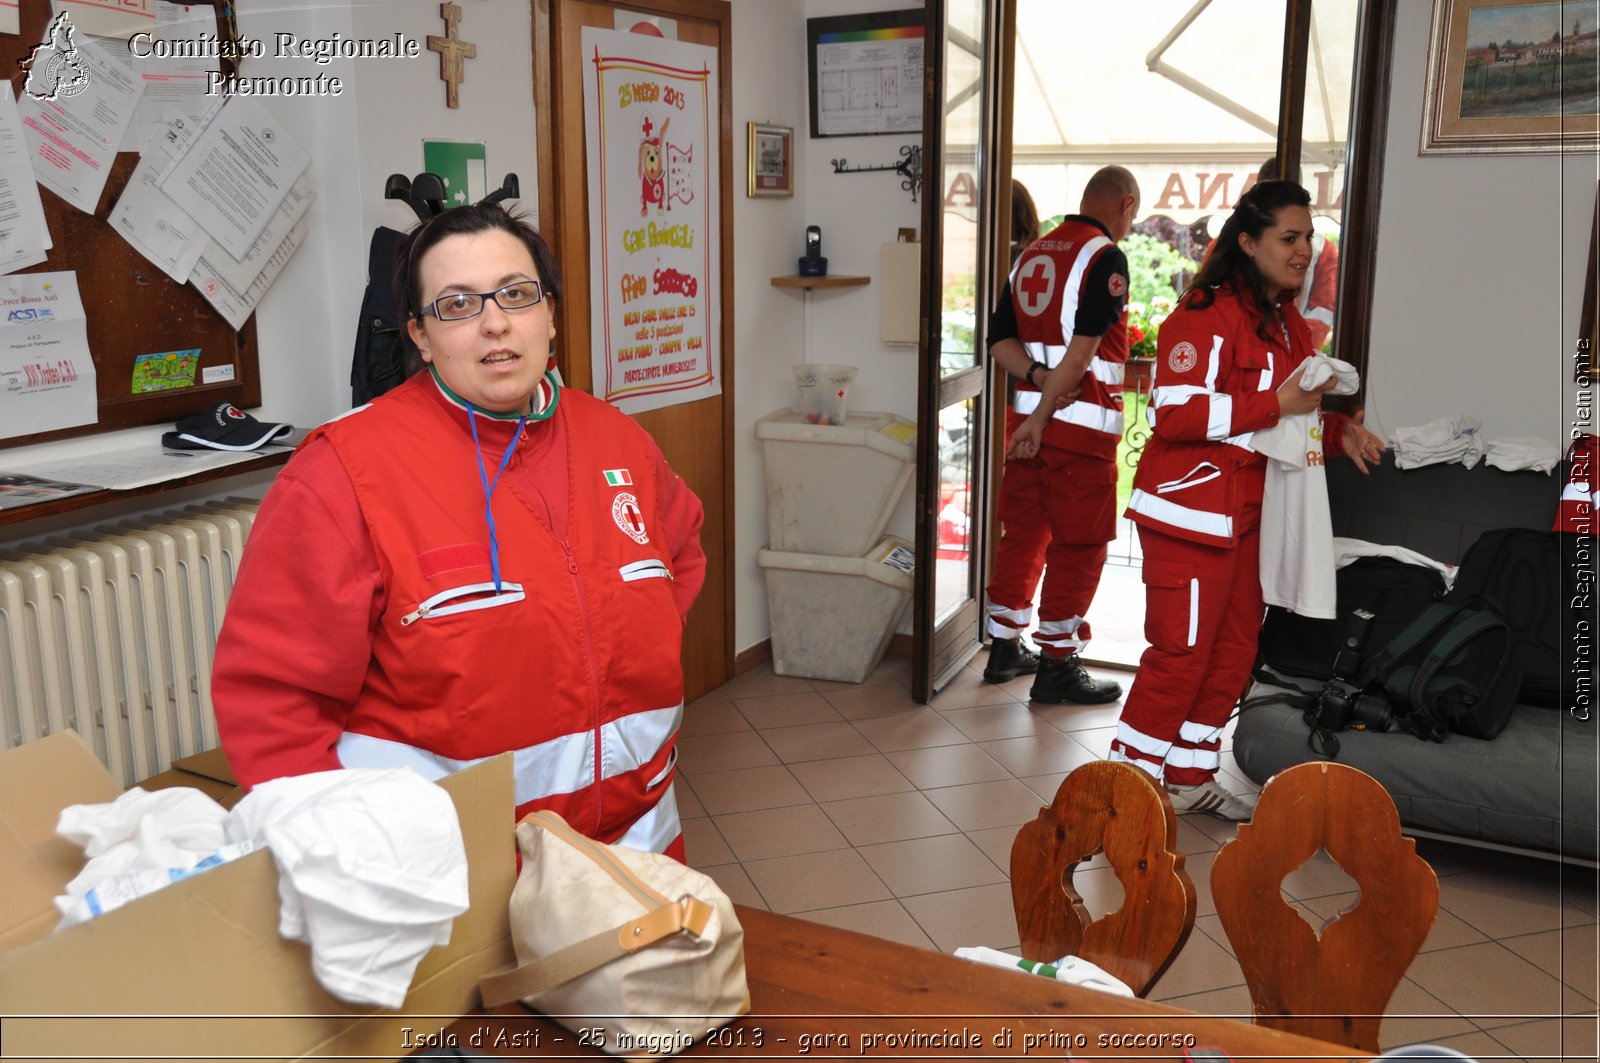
564, 538, 606, 837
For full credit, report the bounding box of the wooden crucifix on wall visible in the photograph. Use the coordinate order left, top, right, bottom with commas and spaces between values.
427, 2, 476, 109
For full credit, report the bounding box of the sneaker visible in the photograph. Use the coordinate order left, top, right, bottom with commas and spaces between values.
982, 637, 1039, 683
1028, 653, 1123, 704
1166, 779, 1258, 821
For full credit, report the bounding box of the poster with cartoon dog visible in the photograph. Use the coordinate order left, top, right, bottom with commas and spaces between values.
582, 26, 720, 415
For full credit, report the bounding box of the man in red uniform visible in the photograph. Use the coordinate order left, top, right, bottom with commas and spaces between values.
981, 166, 1140, 703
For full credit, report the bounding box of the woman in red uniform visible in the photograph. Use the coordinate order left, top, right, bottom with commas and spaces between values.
1113, 180, 1383, 818
213, 204, 705, 856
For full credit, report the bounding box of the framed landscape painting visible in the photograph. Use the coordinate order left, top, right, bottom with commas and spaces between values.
1421, 0, 1600, 154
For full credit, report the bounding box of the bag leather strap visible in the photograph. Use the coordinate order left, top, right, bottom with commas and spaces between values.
479, 895, 715, 1009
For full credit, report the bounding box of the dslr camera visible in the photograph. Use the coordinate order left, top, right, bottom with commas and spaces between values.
1307, 605, 1394, 733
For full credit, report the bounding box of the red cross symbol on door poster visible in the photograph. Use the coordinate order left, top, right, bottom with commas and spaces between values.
1017, 257, 1056, 317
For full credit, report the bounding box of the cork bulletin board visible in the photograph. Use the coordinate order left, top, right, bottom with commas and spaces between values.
0, 0, 260, 450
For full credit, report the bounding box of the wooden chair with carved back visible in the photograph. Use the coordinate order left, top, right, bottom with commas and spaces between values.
1010, 760, 1196, 997
1211, 761, 1439, 1053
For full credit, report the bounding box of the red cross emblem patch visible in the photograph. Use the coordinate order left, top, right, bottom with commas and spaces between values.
1016, 257, 1056, 317
612, 492, 650, 544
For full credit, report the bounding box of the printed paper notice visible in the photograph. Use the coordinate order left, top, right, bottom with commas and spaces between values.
52, 0, 155, 40
109, 106, 212, 282
158, 97, 309, 261
0, 272, 94, 440
0, 83, 53, 276
198, 172, 314, 293
191, 219, 308, 330
19, 27, 145, 214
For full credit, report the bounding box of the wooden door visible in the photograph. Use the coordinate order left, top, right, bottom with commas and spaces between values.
534, 0, 734, 700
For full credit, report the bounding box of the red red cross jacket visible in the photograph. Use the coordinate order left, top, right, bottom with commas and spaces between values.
1125, 282, 1346, 547
214, 373, 704, 853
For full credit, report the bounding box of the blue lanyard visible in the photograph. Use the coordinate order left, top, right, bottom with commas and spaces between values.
466, 407, 528, 593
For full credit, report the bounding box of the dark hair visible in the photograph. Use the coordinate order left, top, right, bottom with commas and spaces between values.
1010, 179, 1040, 256
393, 202, 564, 370
1184, 179, 1311, 345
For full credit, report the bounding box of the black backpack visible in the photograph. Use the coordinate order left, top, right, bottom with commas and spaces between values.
1447, 528, 1570, 710
1258, 557, 1447, 681
1352, 598, 1522, 741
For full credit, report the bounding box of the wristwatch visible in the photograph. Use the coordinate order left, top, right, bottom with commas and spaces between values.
1025, 362, 1044, 388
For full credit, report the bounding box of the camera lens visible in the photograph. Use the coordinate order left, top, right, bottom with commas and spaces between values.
1350, 691, 1392, 732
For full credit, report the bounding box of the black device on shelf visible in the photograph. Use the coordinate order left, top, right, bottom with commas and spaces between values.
798, 224, 828, 277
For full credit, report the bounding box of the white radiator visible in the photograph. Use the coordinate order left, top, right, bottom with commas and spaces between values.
0, 499, 260, 786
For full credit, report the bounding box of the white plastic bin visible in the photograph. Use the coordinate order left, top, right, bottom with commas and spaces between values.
758, 536, 915, 684
756, 408, 916, 557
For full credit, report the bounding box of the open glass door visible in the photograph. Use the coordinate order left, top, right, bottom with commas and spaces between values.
912, 0, 1004, 700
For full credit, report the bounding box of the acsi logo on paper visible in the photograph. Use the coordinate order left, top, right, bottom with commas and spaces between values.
20, 13, 91, 102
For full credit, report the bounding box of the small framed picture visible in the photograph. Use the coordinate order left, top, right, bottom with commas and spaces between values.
747, 122, 794, 198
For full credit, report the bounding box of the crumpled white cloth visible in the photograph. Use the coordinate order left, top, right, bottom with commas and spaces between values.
953, 945, 1134, 998
1332, 537, 1458, 591
1484, 435, 1561, 474
1391, 416, 1483, 470
1252, 357, 1362, 619
53, 787, 234, 927
225, 768, 469, 1009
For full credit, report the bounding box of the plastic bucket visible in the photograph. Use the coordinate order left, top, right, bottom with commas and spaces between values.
792, 363, 858, 426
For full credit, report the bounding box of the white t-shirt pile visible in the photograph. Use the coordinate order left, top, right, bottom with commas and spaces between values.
1390, 416, 1483, 470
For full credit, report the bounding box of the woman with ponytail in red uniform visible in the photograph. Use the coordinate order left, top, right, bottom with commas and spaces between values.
1016, 179, 1385, 818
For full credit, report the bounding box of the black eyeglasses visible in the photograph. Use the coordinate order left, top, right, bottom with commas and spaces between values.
419, 281, 545, 322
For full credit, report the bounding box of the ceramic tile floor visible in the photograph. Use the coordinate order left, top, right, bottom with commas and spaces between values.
675, 654, 1600, 1062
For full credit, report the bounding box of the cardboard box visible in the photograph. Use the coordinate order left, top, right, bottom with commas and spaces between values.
138, 747, 246, 808
0, 732, 515, 1063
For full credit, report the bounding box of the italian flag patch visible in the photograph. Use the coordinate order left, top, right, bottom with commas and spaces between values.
604, 469, 632, 486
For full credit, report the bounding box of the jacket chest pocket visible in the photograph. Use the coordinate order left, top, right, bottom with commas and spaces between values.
400, 542, 525, 625
1232, 346, 1278, 393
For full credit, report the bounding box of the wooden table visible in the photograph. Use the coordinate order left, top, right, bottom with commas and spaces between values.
434, 907, 1367, 1062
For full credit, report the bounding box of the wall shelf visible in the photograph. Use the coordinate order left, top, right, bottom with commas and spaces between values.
0, 450, 291, 529
771, 275, 870, 290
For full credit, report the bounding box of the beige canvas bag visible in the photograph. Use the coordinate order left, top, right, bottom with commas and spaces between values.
478, 811, 750, 1060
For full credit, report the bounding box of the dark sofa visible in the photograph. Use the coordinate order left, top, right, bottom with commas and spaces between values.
1233, 455, 1599, 863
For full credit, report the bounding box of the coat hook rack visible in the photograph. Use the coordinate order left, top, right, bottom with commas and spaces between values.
385, 172, 521, 222
830, 145, 922, 203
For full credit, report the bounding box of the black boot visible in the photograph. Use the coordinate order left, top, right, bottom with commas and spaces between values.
982, 637, 1040, 683
1029, 653, 1122, 704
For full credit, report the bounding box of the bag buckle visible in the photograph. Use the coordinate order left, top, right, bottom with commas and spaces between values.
617, 895, 715, 952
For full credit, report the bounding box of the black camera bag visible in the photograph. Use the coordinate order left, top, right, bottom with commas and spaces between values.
1258, 557, 1447, 681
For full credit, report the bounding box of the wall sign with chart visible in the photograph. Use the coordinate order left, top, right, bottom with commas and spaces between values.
807, 9, 924, 138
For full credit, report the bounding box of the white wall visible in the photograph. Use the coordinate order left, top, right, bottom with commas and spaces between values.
1365, 1, 1595, 445
730, 0, 924, 655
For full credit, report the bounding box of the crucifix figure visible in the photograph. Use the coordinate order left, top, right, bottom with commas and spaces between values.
427, 3, 476, 109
